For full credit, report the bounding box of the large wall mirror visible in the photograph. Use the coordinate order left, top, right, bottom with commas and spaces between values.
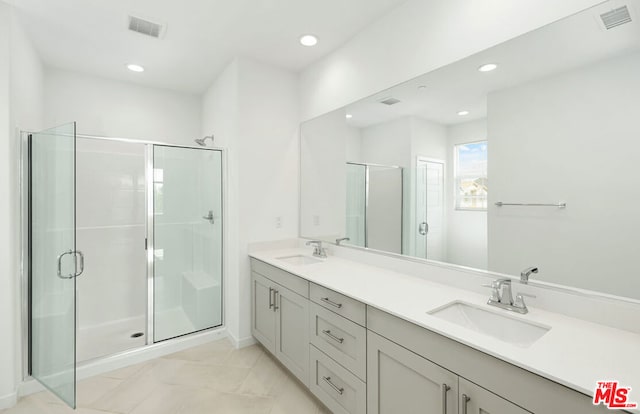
300, 0, 640, 301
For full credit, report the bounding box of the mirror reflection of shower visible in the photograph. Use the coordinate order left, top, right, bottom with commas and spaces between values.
194, 134, 214, 146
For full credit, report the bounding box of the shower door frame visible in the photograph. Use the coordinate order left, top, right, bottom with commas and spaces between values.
20, 131, 227, 381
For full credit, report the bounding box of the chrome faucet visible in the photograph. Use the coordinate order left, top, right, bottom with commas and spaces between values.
484, 278, 534, 314
520, 267, 538, 284
306, 240, 327, 258
335, 237, 350, 246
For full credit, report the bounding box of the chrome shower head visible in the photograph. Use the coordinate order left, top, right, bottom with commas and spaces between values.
195, 135, 214, 146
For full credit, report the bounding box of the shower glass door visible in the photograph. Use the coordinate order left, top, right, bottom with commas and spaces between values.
30, 122, 78, 408
153, 146, 223, 341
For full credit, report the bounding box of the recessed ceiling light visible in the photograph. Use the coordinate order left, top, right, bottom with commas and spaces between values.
458, 110, 470, 116
299, 34, 318, 47
127, 64, 145, 72
346, 114, 353, 119
478, 63, 498, 72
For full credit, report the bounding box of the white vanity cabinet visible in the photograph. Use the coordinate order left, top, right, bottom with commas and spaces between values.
250, 259, 310, 386
250, 257, 625, 414
367, 330, 458, 414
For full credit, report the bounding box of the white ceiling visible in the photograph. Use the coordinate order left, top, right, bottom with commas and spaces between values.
8, 0, 408, 93
344, 0, 640, 128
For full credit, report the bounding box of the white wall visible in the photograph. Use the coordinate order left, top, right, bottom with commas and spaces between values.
299, 0, 604, 121
300, 109, 350, 240
201, 58, 299, 345
201, 60, 241, 343
361, 117, 412, 167
44, 68, 201, 145
446, 119, 488, 269
0, 5, 46, 409
488, 52, 640, 298
0, 3, 15, 408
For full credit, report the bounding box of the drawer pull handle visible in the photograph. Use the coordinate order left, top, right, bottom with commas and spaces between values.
322, 376, 344, 395
441, 383, 450, 414
462, 394, 470, 414
321, 297, 343, 308
322, 329, 345, 344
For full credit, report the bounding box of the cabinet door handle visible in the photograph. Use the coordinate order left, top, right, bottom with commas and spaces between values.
441, 383, 450, 414
461, 394, 470, 414
268, 287, 274, 309
322, 329, 345, 344
273, 290, 279, 311
322, 376, 344, 395
320, 297, 342, 308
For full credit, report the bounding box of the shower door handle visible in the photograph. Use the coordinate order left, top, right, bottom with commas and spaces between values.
57, 250, 85, 279
57, 250, 75, 279
74, 251, 85, 278
419, 222, 429, 236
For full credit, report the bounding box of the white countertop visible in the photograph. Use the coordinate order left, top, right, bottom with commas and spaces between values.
249, 247, 640, 412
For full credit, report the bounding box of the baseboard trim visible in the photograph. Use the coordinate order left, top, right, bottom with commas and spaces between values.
0, 391, 17, 410
228, 332, 257, 349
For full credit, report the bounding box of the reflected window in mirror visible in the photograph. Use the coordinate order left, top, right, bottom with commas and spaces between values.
454, 141, 487, 210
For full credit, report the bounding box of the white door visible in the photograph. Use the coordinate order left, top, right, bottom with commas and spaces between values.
416, 159, 445, 261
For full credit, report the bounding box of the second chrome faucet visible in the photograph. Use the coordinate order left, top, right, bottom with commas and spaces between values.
484, 279, 533, 314
306, 240, 327, 258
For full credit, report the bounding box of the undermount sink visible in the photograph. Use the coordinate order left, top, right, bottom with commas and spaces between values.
276, 255, 323, 266
428, 301, 550, 347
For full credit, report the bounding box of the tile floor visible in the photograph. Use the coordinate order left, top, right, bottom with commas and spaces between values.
2, 339, 331, 414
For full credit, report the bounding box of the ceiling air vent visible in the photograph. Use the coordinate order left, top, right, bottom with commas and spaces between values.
379, 97, 401, 106
128, 15, 164, 38
600, 6, 632, 30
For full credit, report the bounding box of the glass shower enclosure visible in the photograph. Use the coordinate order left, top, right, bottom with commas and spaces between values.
25, 127, 224, 409
345, 162, 404, 254
152, 146, 223, 341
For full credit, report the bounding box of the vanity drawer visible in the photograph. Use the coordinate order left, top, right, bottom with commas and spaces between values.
310, 303, 366, 380
310, 283, 366, 326
250, 258, 309, 298
309, 345, 366, 414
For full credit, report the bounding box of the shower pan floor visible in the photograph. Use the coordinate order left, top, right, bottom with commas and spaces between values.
77, 316, 146, 362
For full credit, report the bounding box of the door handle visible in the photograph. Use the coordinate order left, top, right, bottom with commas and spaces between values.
273, 290, 279, 311
268, 287, 274, 309
418, 222, 428, 236
57, 250, 85, 279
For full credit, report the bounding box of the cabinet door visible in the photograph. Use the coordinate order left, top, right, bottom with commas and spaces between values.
275, 284, 310, 386
251, 272, 276, 353
368, 331, 458, 414
459, 378, 531, 414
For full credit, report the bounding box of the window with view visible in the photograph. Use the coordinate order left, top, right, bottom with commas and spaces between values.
454, 141, 488, 210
